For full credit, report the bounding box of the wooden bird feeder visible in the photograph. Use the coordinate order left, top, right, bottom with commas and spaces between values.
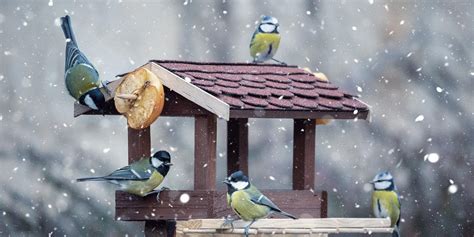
74, 60, 381, 236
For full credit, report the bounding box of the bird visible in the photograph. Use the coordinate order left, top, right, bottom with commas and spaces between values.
370, 171, 401, 237
77, 150, 172, 198
223, 171, 297, 236
249, 15, 285, 64
61, 15, 107, 112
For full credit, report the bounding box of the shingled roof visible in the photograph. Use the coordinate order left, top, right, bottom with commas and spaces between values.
74, 60, 370, 121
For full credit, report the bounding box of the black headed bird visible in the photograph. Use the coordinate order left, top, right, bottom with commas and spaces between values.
223, 171, 297, 236
61, 15, 106, 111
77, 151, 172, 198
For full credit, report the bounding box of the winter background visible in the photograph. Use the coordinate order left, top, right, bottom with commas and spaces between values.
0, 0, 472, 236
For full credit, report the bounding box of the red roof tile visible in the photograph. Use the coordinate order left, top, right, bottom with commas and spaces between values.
152, 60, 369, 113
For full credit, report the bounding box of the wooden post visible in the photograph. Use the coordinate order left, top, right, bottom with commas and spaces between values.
128, 126, 151, 163
128, 126, 175, 236
292, 119, 316, 190
145, 220, 176, 237
227, 118, 249, 176
194, 115, 217, 190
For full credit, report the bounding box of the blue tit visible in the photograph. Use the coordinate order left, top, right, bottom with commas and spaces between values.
223, 171, 296, 237
61, 15, 106, 111
77, 151, 172, 197
249, 15, 285, 64
370, 171, 401, 237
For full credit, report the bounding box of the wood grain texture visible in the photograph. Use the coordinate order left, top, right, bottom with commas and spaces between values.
293, 119, 316, 190
175, 218, 392, 236
149, 62, 230, 120
227, 118, 249, 175
115, 190, 325, 221
194, 115, 217, 190
128, 126, 151, 163
177, 218, 391, 229
145, 220, 176, 237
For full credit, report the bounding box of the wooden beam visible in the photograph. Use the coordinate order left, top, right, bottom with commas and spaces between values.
145, 220, 176, 237
128, 126, 151, 163
293, 119, 316, 190
229, 109, 369, 120
149, 62, 230, 120
177, 218, 392, 229
175, 218, 392, 236
194, 115, 217, 190
226, 118, 249, 176
115, 190, 325, 221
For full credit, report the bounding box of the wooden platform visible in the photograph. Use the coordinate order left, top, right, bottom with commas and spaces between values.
176, 218, 393, 236
115, 190, 327, 221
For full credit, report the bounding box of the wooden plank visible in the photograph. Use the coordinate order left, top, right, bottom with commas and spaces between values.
145, 220, 176, 237
293, 119, 315, 190
194, 115, 217, 190
226, 118, 249, 175
128, 127, 151, 163
320, 191, 328, 218
176, 232, 328, 237
229, 109, 369, 120
115, 190, 325, 221
116, 190, 215, 221
149, 62, 230, 120
161, 88, 210, 117
177, 218, 392, 229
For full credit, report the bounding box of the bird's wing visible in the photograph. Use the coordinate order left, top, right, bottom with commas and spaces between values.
101, 165, 153, 181
65, 43, 95, 72
249, 28, 259, 48
393, 193, 401, 227
249, 188, 282, 212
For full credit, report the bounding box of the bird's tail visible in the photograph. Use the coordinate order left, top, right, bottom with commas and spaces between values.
278, 211, 297, 220
61, 15, 77, 44
392, 225, 400, 237
76, 176, 107, 182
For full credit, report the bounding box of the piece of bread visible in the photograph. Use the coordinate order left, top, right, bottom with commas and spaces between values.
114, 68, 165, 129
313, 72, 332, 126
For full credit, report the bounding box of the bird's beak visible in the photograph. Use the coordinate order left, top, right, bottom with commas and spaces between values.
223, 180, 230, 184
165, 163, 173, 166
369, 180, 376, 184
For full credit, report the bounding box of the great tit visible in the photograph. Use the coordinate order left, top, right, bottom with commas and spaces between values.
370, 171, 401, 237
249, 16, 284, 64
223, 171, 296, 236
61, 15, 106, 111
77, 151, 172, 198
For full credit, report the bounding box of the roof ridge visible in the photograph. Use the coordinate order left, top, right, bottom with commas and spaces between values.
150, 59, 299, 68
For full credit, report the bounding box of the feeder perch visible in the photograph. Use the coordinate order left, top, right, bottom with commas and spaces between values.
176, 218, 393, 236
74, 60, 371, 236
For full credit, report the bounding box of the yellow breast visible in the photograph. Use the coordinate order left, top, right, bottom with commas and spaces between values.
124, 171, 164, 196
371, 191, 400, 227
250, 33, 281, 59
230, 190, 270, 221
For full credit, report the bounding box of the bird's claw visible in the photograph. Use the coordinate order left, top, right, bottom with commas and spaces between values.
244, 226, 250, 237
220, 216, 235, 231
144, 187, 170, 202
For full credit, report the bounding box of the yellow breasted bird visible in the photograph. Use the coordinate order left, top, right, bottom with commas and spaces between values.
250, 16, 285, 64
223, 171, 296, 237
61, 15, 106, 111
77, 151, 172, 197
371, 171, 401, 237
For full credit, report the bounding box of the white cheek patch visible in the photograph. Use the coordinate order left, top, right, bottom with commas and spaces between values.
151, 157, 161, 168
231, 181, 249, 190
374, 181, 391, 190
84, 94, 98, 110
260, 24, 276, 33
